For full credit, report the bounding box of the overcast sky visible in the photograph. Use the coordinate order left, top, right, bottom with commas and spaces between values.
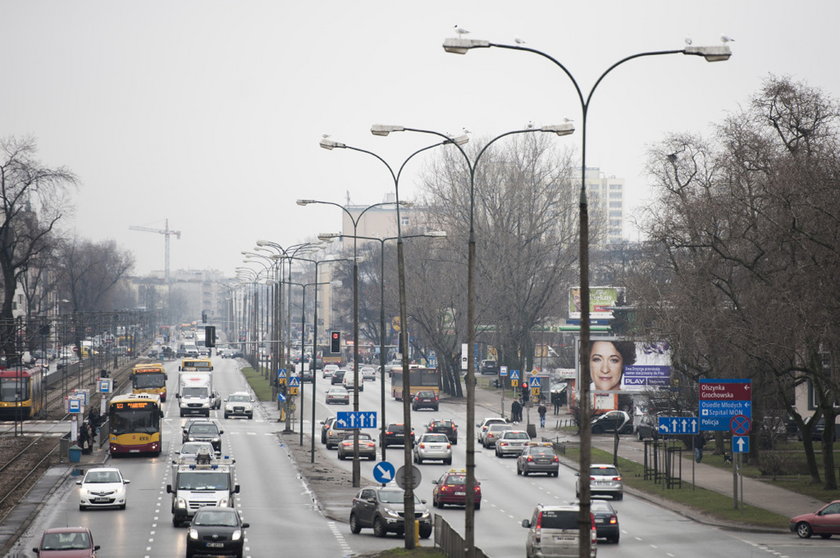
1, 1, 837, 277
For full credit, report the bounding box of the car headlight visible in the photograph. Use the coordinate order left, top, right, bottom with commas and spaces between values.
176, 498, 187, 509
218, 497, 229, 507
189, 528, 199, 540
212, 437, 220, 443
188, 436, 196, 442
382, 507, 399, 518
231, 529, 242, 541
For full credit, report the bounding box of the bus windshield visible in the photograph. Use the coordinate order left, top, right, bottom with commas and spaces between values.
132, 373, 165, 388
0, 378, 29, 401
110, 405, 160, 435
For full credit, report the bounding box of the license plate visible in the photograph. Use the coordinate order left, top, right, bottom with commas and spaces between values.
206, 542, 224, 548
554, 536, 575, 541
596, 518, 605, 523
455, 492, 465, 496
129, 450, 140, 453
93, 498, 109, 503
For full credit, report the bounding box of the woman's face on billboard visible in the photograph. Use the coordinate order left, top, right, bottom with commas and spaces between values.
590, 341, 623, 391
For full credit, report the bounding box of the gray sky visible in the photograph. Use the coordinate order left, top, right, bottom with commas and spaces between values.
1, 1, 837, 277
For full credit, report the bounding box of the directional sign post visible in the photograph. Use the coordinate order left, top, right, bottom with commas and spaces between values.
288, 376, 300, 396
277, 369, 287, 385
698, 379, 752, 431
373, 461, 395, 485
335, 411, 378, 430
657, 416, 699, 435
732, 436, 750, 453
98, 378, 112, 394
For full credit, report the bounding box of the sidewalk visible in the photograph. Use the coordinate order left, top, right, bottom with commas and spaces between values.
467, 385, 821, 531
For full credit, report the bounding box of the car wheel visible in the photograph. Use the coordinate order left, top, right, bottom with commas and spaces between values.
247, 414, 253, 419
120, 503, 126, 510
373, 517, 387, 538
419, 525, 432, 539
820, 533, 832, 539
516, 465, 522, 475
796, 522, 813, 538
636, 430, 644, 441
615, 493, 623, 501
444, 457, 452, 465
432, 497, 438, 508
224, 413, 229, 419
349, 513, 362, 534
523, 469, 529, 477
610, 534, 620, 544
173, 517, 180, 527
475, 502, 481, 510
79, 505, 86, 511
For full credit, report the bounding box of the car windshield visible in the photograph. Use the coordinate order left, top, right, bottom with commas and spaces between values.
423, 434, 449, 443
591, 500, 613, 513
388, 424, 405, 433
444, 475, 466, 485
228, 395, 250, 402
540, 510, 579, 529
504, 432, 530, 440
378, 490, 422, 504
193, 510, 239, 526
592, 466, 619, 476
190, 424, 219, 436
343, 433, 372, 440
417, 391, 434, 397
177, 472, 230, 490
84, 470, 121, 483
41, 531, 91, 550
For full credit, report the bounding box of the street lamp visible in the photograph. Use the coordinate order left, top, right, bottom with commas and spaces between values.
320, 133, 469, 549
319, 230, 447, 461
298, 199, 405, 487
443, 36, 731, 558
372, 122, 574, 553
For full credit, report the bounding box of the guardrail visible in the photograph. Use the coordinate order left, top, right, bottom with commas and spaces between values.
433, 514, 490, 558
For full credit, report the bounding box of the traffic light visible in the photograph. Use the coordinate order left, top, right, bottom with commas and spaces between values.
330, 331, 341, 354
205, 326, 216, 347
201, 311, 207, 324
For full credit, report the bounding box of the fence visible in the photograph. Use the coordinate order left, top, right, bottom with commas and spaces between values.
433, 514, 490, 558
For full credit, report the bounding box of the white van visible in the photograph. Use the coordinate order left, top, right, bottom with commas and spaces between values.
522, 503, 597, 558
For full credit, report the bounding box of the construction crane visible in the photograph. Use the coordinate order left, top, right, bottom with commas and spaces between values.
129, 218, 181, 285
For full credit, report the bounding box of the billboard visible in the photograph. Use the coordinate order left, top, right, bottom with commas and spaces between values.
569, 286, 625, 320
576, 338, 672, 406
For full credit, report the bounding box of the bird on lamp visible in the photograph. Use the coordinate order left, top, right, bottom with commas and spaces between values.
454, 25, 470, 36
514, 37, 526, 45
721, 34, 735, 43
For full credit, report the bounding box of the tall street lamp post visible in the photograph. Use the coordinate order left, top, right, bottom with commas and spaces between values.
242, 253, 275, 382
442, 35, 731, 557
371, 123, 574, 557
320, 133, 466, 549
297, 199, 404, 488
319, 230, 447, 461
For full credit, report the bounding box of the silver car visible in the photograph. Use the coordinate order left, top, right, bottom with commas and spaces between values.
577, 463, 624, 500
413, 433, 452, 464
494, 429, 531, 457
523, 503, 597, 558
482, 423, 514, 448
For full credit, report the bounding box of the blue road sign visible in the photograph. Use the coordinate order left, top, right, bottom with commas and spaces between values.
699, 379, 752, 431
499, 366, 508, 377
373, 461, 395, 484
288, 377, 300, 388
335, 411, 378, 430
658, 416, 699, 435
98, 379, 112, 394
510, 370, 520, 380
68, 398, 82, 413
732, 436, 750, 453
277, 369, 287, 379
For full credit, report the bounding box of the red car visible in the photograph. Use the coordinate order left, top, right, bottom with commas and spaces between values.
32, 526, 99, 557
432, 469, 481, 509
790, 500, 840, 538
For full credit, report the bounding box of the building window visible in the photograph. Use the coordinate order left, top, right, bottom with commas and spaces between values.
609, 210, 622, 217
401, 216, 410, 226
609, 201, 621, 208
609, 192, 622, 198
609, 183, 622, 189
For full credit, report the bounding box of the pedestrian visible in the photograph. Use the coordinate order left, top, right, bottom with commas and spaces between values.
552, 392, 561, 415
694, 432, 706, 463
78, 421, 91, 454
537, 401, 547, 428
511, 399, 522, 423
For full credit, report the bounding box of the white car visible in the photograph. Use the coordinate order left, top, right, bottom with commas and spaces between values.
323, 364, 339, 379
223, 392, 254, 419
343, 372, 364, 392
413, 433, 453, 464
77, 467, 130, 510
360, 366, 378, 381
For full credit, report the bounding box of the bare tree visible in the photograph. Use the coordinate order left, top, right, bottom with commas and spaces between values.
54, 237, 135, 312
0, 137, 75, 363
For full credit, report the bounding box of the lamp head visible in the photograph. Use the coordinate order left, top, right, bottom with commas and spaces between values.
296, 199, 314, 206
370, 124, 406, 136
541, 122, 575, 136
442, 37, 491, 54
425, 230, 447, 238
399, 201, 415, 208
318, 233, 340, 241
320, 137, 345, 150
447, 134, 470, 146
684, 45, 732, 62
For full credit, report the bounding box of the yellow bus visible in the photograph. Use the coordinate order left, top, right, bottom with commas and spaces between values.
179, 358, 213, 372
108, 393, 163, 456
131, 363, 168, 401
391, 367, 440, 401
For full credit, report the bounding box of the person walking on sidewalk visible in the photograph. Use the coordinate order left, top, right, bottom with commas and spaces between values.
537, 401, 547, 428
511, 399, 522, 423
552, 392, 561, 415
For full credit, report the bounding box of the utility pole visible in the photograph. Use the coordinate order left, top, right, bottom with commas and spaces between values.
129, 219, 181, 322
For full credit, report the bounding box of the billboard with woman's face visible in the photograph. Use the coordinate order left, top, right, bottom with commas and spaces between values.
579, 338, 672, 393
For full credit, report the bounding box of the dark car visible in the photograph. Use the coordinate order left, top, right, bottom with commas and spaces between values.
337, 432, 377, 460
321, 417, 336, 444
591, 499, 620, 543
412, 390, 439, 411
32, 526, 99, 557
182, 420, 223, 454
331, 370, 347, 385
479, 359, 499, 375
516, 443, 560, 476
790, 500, 840, 538
186, 506, 249, 557
381, 423, 415, 448
349, 486, 432, 538
426, 419, 458, 444
432, 469, 481, 509
591, 410, 632, 434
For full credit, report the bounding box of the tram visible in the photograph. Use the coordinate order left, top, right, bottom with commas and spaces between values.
0, 368, 44, 420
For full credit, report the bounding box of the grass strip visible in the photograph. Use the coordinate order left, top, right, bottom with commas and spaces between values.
241, 366, 273, 401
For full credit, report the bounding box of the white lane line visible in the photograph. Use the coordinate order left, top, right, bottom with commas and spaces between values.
327, 520, 354, 555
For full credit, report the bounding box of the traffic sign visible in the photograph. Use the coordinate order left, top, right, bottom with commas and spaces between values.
288, 387, 299, 395
530, 387, 541, 397
732, 435, 750, 453
511, 379, 519, 388
98, 378, 112, 394
658, 416, 699, 435
288, 377, 300, 388
499, 366, 508, 377
335, 411, 378, 429
277, 369, 287, 385
730, 415, 751, 435
67, 398, 82, 414
395, 465, 422, 490
373, 461, 395, 484
509, 370, 520, 380
698, 379, 752, 431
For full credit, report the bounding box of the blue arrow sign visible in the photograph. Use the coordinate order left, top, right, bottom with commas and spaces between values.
657, 416, 698, 435
732, 435, 749, 453
288, 377, 300, 387
510, 370, 520, 380
335, 411, 378, 430
373, 461, 395, 484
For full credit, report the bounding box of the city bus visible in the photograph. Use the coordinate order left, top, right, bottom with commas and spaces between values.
0, 368, 44, 420
391, 367, 441, 401
179, 358, 213, 372
131, 363, 168, 401
108, 393, 163, 456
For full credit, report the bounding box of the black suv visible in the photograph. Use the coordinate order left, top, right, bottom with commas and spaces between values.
349, 486, 432, 538
426, 419, 458, 444
331, 370, 346, 385
182, 420, 223, 454
412, 390, 439, 411
381, 423, 415, 448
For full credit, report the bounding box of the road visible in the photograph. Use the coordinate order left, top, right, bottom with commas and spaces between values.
8, 356, 840, 557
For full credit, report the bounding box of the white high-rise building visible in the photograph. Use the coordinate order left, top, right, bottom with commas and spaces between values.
576, 167, 625, 246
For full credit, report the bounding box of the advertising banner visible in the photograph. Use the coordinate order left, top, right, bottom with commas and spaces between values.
569, 286, 625, 320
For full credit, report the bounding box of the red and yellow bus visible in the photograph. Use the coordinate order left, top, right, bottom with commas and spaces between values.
108, 393, 163, 456
391, 367, 440, 401
0, 368, 44, 420
131, 363, 168, 401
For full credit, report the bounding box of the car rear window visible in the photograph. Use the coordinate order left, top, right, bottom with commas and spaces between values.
540, 510, 579, 529
592, 466, 619, 476
530, 447, 554, 456
444, 475, 466, 485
